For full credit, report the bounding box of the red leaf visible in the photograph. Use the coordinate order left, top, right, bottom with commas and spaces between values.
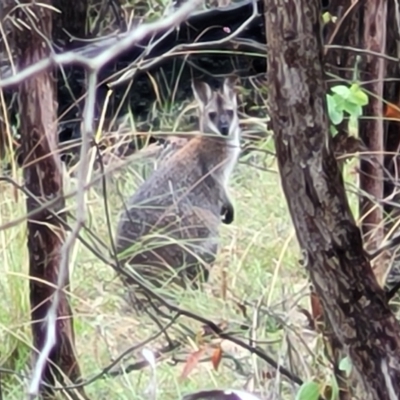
211, 346, 222, 371
180, 348, 205, 380
385, 102, 400, 120
310, 290, 323, 323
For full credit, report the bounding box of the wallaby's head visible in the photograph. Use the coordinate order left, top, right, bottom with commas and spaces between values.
192, 77, 239, 139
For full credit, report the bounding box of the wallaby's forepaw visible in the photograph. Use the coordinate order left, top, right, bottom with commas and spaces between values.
221, 203, 234, 225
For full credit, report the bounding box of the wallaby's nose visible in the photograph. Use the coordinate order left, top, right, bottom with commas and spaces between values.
218, 115, 229, 136
220, 125, 229, 135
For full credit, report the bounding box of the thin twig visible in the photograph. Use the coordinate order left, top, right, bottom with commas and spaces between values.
2, 169, 306, 389
109, 263, 306, 386
60, 316, 179, 390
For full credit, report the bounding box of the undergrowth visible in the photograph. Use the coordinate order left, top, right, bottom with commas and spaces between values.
0, 130, 360, 399
0, 1, 364, 398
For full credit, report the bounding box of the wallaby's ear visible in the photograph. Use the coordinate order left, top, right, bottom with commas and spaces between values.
192, 80, 213, 108
221, 76, 237, 104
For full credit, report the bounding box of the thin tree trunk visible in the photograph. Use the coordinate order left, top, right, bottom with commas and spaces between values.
382, 0, 400, 294
358, 0, 387, 284
265, 0, 400, 398
10, 1, 84, 397
316, 2, 363, 397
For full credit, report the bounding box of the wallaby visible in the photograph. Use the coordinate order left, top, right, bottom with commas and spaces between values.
152, 133, 235, 224
115, 77, 241, 295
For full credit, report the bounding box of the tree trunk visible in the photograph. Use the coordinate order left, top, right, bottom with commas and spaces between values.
358, 0, 387, 284
265, 0, 400, 398
317, 3, 363, 397
11, 1, 84, 397
382, 0, 400, 294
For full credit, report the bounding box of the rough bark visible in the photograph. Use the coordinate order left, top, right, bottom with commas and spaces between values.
12, 1, 83, 397
358, 0, 387, 283
265, 0, 400, 398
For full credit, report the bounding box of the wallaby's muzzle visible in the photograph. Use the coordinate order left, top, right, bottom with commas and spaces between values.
218, 115, 230, 136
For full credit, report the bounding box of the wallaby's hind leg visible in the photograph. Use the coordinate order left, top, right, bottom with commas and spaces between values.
221, 201, 234, 225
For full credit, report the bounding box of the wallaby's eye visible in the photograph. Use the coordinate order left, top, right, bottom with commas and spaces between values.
226, 110, 234, 118
208, 111, 217, 121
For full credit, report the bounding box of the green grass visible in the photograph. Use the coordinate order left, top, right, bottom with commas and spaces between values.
0, 134, 362, 399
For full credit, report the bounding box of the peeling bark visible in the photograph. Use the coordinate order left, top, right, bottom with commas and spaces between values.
10, 1, 84, 397
265, 0, 400, 398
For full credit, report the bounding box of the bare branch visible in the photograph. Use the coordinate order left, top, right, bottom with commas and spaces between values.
0, 0, 201, 88
108, 0, 258, 87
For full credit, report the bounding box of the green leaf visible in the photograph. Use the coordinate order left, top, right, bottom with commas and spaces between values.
322, 12, 331, 24
349, 84, 369, 106
339, 356, 352, 377
331, 85, 351, 100
332, 93, 345, 109
329, 109, 344, 125
326, 93, 334, 104
349, 82, 361, 92
295, 381, 320, 400
343, 101, 362, 118
326, 93, 335, 115
330, 125, 338, 136
327, 94, 344, 125
330, 375, 339, 400
331, 109, 344, 125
